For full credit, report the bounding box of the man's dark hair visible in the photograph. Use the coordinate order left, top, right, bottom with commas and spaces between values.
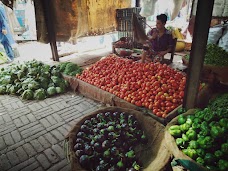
157, 14, 168, 24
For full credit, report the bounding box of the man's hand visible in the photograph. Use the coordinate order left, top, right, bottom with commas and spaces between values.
2, 29, 7, 35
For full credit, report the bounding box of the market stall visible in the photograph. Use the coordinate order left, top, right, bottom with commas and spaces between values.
1, 0, 227, 171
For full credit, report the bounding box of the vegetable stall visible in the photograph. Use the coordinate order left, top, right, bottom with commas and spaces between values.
0, 1, 227, 171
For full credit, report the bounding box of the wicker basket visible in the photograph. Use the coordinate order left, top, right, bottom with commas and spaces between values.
164, 109, 208, 171
64, 107, 172, 171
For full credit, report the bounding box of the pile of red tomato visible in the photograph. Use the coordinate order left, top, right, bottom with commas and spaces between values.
76, 55, 186, 118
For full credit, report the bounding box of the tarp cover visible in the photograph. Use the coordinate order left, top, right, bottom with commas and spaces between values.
34, 0, 131, 43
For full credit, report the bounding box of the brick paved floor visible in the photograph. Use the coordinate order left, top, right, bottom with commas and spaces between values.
0, 92, 104, 171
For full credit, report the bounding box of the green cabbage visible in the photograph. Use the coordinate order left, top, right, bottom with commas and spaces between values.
55, 87, 63, 94
21, 90, 34, 100
9, 85, 19, 95
0, 85, 6, 94
28, 81, 40, 90
47, 87, 57, 96
51, 76, 62, 84
34, 89, 46, 100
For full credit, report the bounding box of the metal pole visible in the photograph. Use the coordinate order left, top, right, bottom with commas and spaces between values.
136, 0, 140, 7
183, 0, 214, 109
42, 0, 59, 61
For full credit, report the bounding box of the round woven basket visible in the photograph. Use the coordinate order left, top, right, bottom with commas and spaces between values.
164, 109, 207, 171
65, 107, 171, 171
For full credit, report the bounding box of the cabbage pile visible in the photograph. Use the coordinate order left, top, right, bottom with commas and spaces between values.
0, 60, 69, 100
59, 62, 83, 76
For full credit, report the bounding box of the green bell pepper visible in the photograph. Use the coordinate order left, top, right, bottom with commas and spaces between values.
178, 115, 186, 125
186, 118, 193, 125
193, 117, 202, 124
186, 129, 197, 140
195, 110, 205, 119
182, 149, 188, 156
218, 159, 228, 171
192, 123, 200, 129
176, 138, 184, 147
219, 118, 228, 129
204, 153, 216, 164
187, 115, 195, 120
209, 121, 217, 127
216, 108, 225, 119
185, 149, 197, 159
180, 123, 191, 132
169, 129, 181, 137
210, 125, 224, 138
188, 140, 199, 149
169, 125, 181, 137
199, 129, 210, 136
200, 121, 209, 130
169, 125, 180, 130
214, 150, 223, 158
197, 136, 213, 149
177, 107, 186, 114
196, 157, 205, 165
221, 143, 228, 154
196, 148, 206, 158
203, 110, 214, 122
182, 134, 189, 142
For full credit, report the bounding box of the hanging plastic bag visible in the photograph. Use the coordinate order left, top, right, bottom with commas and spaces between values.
170, 0, 184, 20
218, 25, 228, 52
140, 0, 158, 17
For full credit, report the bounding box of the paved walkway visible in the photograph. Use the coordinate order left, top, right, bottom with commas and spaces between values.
0, 92, 104, 171
0, 41, 109, 171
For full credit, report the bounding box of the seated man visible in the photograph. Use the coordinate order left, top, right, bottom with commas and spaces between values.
141, 14, 174, 63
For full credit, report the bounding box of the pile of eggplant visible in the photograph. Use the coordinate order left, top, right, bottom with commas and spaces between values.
74, 111, 148, 171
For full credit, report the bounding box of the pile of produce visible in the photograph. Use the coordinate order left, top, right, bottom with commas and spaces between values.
169, 98, 228, 170
74, 111, 147, 171
76, 55, 187, 118
185, 44, 228, 66
58, 62, 83, 76
0, 60, 69, 100
208, 93, 228, 112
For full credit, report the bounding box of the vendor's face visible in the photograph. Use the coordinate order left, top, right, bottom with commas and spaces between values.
156, 20, 165, 30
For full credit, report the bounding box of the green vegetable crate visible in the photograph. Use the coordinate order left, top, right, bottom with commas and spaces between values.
64, 107, 171, 171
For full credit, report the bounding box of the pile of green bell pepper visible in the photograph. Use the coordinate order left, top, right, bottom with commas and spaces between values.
168, 106, 228, 170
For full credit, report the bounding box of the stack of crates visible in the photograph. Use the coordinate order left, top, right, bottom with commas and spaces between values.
116, 7, 146, 48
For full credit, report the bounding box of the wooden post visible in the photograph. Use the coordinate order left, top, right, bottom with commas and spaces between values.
42, 0, 59, 61
183, 0, 215, 109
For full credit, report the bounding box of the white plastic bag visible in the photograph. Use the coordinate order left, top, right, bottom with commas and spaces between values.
207, 26, 223, 44
140, 0, 158, 17
218, 26, 228, 52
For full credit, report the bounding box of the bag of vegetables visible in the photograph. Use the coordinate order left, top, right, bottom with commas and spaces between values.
165, 108, 228, 171
64, 107, 171, 171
